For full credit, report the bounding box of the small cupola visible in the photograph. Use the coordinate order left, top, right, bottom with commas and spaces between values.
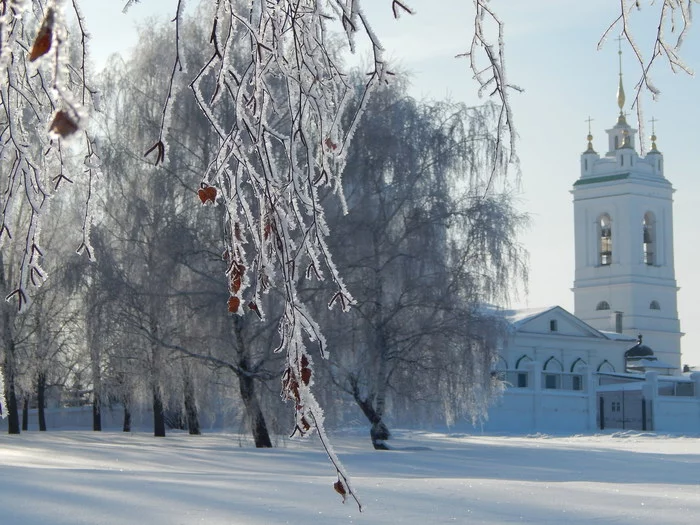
581, 118, 599, 174
625, 334, 655, 359
645, 118, 664, 176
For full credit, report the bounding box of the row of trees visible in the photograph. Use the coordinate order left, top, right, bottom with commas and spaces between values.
1, 13, 526, 450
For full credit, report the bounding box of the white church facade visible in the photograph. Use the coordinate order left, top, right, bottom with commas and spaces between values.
481, 63, 700, 434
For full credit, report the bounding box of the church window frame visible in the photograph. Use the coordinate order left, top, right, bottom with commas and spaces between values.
570, 358, 587, 373
549, 319, 558, 332
544, 374, 559, 389
650, 300, 661, 310
596, 301, 611, 311
643, 212, 656, 265
597, 360, 615, 373
570, 358, 587, 391
515, 355, 532, 369
543, 357, 563, 390
572, 375, 583, 391
598, 214, 613, 266
544, 357, 564, 372
514, 355, 532, 388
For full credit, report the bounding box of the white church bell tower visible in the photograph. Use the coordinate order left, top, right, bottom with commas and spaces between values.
571, 46, 682, 371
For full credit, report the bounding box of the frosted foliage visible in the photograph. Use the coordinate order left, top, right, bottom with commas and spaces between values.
0, 0, 100, 310
146, 0, 393, 508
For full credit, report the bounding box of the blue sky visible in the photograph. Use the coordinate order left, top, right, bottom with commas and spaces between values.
78, 1, 700, 365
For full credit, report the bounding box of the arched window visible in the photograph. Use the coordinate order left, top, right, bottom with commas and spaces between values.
596, 301, 611, 311
599, 214, 612, 265
543, 357, 563, 389
514, 355, 532, 388
570, 358, 587, 391
650, 300, 661, 310
597, 360, 615, 373
643, 212, 656, 265
515, 355, 532, 369
544, 357, 564, 372
570, 358, 587, 373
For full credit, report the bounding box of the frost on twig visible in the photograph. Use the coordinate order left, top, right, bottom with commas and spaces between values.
144, 0, 186, 167
145, 0, 392, 509
599, 0, 695, 152
456, 0, 522, 190
0, 0, 100, 310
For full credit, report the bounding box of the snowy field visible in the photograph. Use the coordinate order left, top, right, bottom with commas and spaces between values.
1, 430, 699, 524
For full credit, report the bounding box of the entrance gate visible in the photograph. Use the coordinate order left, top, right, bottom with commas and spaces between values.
598, 390, 652, 431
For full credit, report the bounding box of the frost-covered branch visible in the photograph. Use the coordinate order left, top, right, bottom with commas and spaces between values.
0, 0, 99, 310
457, 0, 522, 179
144, 0, 185, 166
141, 0, 395, 508
599, 0, 695, 151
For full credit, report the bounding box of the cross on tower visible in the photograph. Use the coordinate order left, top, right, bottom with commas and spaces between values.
616, 35, 624, 58
585, 116, 594, 134
615, 36, 626, 115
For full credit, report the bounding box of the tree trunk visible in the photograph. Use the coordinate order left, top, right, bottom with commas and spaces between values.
153, 385, 166, 437
21, 396, 28, 431
123, 404, 132, 432
122, 389, 132, 432
4, 374, 19, 434
86, 275, 103, 433
239, 371, 272, 448
0, 253, 20, 435
183, 368, 200, 435
233, 317, 272, 448
353, 391, 391, 450
360, 240, 392, 450
92, 393, 102, 431
37, 372, 47, 431
149, 315, 166, 437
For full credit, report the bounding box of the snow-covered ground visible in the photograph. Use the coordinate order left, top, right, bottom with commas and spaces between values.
1, 429, 699, 524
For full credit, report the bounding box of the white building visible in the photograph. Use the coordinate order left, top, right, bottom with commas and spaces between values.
481, 61, 700, 434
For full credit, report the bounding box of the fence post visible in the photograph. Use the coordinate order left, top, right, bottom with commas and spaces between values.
584, 366, 597, 431
528, 360, 542, 432
642, 371, 659, 431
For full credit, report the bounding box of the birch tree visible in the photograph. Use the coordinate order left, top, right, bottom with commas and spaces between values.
1, 0, 695, 507
315, 82, 527, 448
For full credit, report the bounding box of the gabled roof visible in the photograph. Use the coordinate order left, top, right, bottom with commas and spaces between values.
491, 305, 635, 341
499, 305, 557, 328
599, 330, 637, 341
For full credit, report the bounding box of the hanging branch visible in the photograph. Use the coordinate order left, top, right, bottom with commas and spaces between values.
454, 0, 522, 193
145, 0, 185, 166
0, 0, 97, 310
145, 0, 397, 509
599, 0, 694, 152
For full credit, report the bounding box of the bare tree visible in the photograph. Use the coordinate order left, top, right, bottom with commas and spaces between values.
314, 82, 527, 448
